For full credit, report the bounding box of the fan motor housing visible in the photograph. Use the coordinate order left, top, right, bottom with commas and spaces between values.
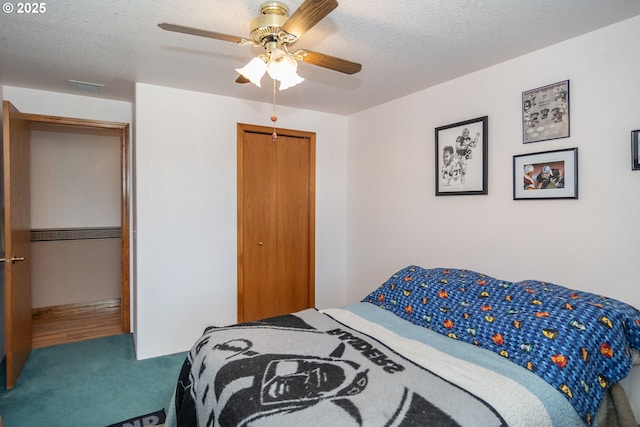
250, 1, 291, 45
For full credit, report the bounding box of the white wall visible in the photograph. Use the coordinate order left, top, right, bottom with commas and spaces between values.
28, 129, 122, 308
30, 130, 121, 228
2, 87, 132, 123
31, 239, 121, 307
134, 83, 349, 359
347, 15, 640, 419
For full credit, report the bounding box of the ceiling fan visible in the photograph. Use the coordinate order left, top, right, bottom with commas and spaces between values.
158, 0, 362, 90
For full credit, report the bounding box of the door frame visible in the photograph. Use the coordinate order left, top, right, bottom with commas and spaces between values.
21, 112, 131, 332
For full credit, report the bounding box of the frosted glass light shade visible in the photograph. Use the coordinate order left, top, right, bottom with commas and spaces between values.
267, 49, 304, 90
277, 71, 304, 90
236, 57, 267, 87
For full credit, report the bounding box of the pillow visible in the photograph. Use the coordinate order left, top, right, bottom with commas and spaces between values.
362, 265, 640, 425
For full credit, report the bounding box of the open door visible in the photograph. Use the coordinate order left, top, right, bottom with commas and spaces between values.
2, 100, 32, 389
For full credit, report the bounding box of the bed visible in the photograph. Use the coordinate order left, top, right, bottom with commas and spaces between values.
166, 266, 640, 426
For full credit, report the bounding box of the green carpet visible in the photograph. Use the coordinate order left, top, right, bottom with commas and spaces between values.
0, 334, 186, 427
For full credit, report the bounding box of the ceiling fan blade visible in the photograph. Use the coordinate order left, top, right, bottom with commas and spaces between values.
281, 0, 338, 38
236, 75, 250, 84
158, 23, 247, 44
297, 50, 362, 75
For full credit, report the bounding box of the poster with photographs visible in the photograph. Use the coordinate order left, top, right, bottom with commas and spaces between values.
435, 116, 488, 196
522, 80, 569, 144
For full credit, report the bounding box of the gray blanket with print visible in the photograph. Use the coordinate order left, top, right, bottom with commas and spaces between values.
170, 309, 507, 426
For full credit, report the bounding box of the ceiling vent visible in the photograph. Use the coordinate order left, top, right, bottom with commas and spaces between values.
68, 79, 104, 93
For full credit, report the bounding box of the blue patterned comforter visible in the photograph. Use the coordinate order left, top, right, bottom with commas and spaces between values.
361, 266, 640, 425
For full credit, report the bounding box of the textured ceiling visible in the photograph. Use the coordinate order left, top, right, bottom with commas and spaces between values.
1, 0, 640, 115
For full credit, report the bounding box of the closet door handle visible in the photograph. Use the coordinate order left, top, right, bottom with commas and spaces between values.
258, 242, 263, 246
0, 256, 25, 263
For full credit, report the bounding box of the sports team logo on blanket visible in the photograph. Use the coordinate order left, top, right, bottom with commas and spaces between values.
175, 311, 506, 426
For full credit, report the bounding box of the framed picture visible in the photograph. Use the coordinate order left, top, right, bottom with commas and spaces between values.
522, 80, 570, 144
435, 116, 488, 196
513, 148, 578, 200
632, 130, 640, 170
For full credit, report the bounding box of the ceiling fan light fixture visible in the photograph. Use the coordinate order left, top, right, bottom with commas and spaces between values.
236, 56, 268, 87
266, 48, 304, 90
159, 0, 362, 90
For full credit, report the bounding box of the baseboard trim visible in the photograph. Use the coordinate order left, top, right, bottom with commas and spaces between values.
32, 298, 121, 320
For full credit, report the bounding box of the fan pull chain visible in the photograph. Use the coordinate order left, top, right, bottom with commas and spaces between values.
271, 79, 278, 141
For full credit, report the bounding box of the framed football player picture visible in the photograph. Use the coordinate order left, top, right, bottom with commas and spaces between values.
632, 130, 640, 170
522, 80, 570, 144
513, 148, 578, 200
435, 116, 488, 196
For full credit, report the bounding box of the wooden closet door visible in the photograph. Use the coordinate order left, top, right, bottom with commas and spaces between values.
239, 129, 278, 322
274, 133, 312, 315
237, 124, 315, 323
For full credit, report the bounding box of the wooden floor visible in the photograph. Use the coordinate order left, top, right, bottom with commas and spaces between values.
32, 300, 123, 349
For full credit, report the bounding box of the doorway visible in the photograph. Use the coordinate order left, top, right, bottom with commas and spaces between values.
236, 123, 316, 322
3, 103, 130, 388
24, 116, 131, 342
28, 122, 128, 348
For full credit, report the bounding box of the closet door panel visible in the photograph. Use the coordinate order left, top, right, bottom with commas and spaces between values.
275, 134, 312, 315
239, 131, 278, 321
